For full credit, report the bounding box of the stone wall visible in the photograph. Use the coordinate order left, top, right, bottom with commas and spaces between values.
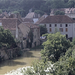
0, 47, 21, 61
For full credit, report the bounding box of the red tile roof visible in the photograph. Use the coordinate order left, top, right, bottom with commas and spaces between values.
23, 18, 33, 23
0, 18, 20, 30
40, 15, 75, 23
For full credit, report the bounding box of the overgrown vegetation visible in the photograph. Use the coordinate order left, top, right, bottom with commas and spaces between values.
0, 27, 22, 62
0, 27, 16, 48
41, 32, 72, 62
22, 32, 75, 75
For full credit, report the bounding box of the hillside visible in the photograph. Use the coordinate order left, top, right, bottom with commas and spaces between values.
0, 0, 74, 17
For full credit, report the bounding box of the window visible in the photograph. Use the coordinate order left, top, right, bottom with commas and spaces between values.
50, 28, 52, 32
65, 24, 68, 27
60, 24, 62, 27
49, 24, 51, 27
55, 24, 57, 27
65, 28, 68, 32
59, 28, 63, 32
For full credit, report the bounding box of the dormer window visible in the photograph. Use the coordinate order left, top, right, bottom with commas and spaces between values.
49, 24, 51, 27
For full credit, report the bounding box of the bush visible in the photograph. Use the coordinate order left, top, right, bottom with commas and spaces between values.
41, 32, 72, 62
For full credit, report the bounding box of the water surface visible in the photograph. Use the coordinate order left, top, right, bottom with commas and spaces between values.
0, 50, 41, 75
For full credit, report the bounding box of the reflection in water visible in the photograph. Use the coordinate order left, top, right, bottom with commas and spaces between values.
0, 50, 41, 74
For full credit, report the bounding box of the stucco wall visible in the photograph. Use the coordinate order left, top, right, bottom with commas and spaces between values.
40, 23, 73, 38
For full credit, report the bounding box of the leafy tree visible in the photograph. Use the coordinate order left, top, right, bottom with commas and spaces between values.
55, 10, 65, 15
13, 11, 19, 14
68, 0, 75, 8
0, 0, 75, 17
50, 47, 75, 75
0, 27, 16, 48
34, 10, 44, 16
41, 32, 72, 62
39, 25, 47, 36
72, 37, 75, 45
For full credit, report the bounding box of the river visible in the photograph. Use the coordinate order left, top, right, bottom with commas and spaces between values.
0, 49, 41, 75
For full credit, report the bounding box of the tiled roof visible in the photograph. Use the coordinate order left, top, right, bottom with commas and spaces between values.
23, 22, 39, 28
23, 18, 33, 23
35, 14, 48, 24
40, 15, 75, 23
25, 12, 35, 18
25, 12, 40, 18
0, 18, 20, 30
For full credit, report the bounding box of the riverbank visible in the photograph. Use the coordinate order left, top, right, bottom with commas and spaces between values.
0, 50, 41, 74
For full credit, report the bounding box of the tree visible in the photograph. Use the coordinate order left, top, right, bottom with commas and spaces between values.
13, 11, 19, 14
34, 10, 44, 16
68, 0, 75, 8
39, 25, 47, 36
50, 47, 75, 75
41, 32, 72, 62
55, 10, 65, 15
0, 27, 16, 48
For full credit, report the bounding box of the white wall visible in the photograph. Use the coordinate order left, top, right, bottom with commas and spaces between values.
0, 23, 2, 26
41, 23, 73, 38
33, 18, 38, 23
73, 23, 75, 38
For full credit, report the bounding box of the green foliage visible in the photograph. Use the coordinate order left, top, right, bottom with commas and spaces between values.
23, 47, 75, 75
34, 10, 44, 16
0, 27, 16, 48
68, 0, 75, 8
55, 10, 65, 15
72, 37, 75, 45
39, 25, 47, 36
13, 11, 19, 14
0, 0, 74, 17
41, 32, 72, 62
51, 48, 75, 75
32, 61, 47, 75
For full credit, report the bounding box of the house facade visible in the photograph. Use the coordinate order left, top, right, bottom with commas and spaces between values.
0, 18, 23, 44
39, 15, 75, 39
